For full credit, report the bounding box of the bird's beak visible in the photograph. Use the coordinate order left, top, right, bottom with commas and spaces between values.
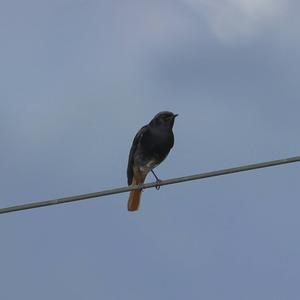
173, 114, 179, 118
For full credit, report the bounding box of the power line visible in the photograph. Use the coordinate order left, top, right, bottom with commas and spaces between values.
1, 155, 299, 215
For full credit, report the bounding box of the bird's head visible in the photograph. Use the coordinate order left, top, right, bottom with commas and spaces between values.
149, 111, 178, 129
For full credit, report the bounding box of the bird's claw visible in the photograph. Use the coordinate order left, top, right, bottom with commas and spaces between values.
155, 179, 162, 190
151, 170, 162, 190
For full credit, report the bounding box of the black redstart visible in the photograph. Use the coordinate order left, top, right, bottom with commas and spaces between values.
127, 111, 178, 211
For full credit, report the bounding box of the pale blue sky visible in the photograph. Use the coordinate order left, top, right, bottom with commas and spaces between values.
1, 0, 300, 299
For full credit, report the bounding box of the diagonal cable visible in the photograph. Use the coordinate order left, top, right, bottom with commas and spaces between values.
0, 155, 299, 215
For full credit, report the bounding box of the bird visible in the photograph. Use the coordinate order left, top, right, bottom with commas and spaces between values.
127, 111, 178, 211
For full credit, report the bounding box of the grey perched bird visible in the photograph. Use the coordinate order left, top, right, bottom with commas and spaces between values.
127, 111, 178, 211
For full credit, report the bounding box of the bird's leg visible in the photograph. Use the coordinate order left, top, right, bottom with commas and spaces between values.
151, 170, 161, 190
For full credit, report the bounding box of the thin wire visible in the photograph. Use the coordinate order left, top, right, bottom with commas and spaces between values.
0, 155, 299, 215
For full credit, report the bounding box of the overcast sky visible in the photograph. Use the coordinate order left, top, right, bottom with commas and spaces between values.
1, 0, 300, 299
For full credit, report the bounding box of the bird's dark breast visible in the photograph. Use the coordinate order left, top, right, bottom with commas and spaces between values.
140, 129, 174, 163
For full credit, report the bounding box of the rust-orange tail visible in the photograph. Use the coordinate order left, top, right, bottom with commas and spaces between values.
128, 176, 143, 212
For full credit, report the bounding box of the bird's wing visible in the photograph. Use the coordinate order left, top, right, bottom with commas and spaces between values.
127, 125, 148, 185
